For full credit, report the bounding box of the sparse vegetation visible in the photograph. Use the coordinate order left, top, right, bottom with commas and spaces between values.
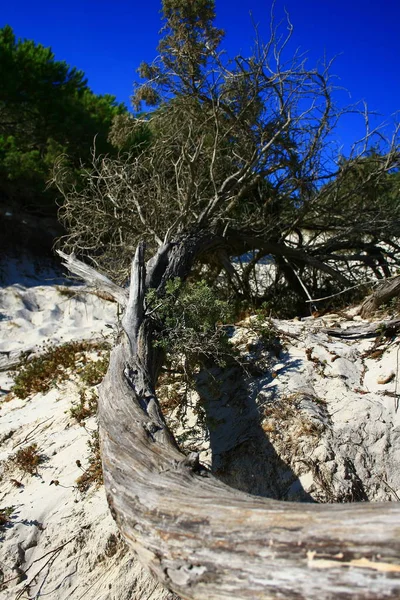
376, 296, 400, 317
242, 312, 282, 358
79, 354, 109, 387
262, 394, 327, 440
151, 278, 240, 415
70, 389, 98, 423
13, 444, 44, 475
10, 340, 109, 400
0, 505, 15, 530
0, 429, 15, 446
76, 430, 103, 492
56, 286, 79, 298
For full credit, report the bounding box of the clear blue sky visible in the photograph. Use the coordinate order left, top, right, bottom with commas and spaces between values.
2, 0, 399, 150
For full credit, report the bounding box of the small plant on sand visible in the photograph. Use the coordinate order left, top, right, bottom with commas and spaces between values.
245, 311, 282, 358
76, 430, 103, 492
70, 389, 98, 424
0, 506, 15, 530
79, 353, 109, 386
11, 340, 109, 399
148, 278, 235, 368
13, 444, 44, 475
56, 285, 78, 298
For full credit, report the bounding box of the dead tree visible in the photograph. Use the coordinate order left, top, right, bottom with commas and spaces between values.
58, 248, 400, 600
54, 3, 400, 595
54, 1, 400, 305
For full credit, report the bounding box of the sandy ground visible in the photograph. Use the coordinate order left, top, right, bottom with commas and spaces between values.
0, 256, 399, 599
0, 257, 176, 600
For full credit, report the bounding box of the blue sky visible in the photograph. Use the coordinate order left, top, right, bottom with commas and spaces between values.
2, 1, 399, 151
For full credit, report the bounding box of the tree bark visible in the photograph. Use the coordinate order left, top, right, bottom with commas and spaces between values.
323, 319, 400, 339
361, 275, 400, 318
58, 248, 400, 600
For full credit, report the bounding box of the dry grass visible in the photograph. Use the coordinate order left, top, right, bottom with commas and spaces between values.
262, 393, 327, 441
157, 375, 186, 414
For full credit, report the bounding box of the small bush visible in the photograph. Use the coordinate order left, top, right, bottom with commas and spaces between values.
148, 278, 236, 370
70, 389, 98, 423
245, 311, 282, 357
150, 279, 241, 423
79, 354, 109, 386
76, 430, 103, 492
13, 444, 44, 475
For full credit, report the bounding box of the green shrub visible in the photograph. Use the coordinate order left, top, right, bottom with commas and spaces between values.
79, 354, 109, 386
148, 278, 236, 370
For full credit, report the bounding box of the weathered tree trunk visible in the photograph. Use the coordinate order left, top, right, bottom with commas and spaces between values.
324, 319, 400, 339
361, 275, 400, 318
58, 247, 400, 600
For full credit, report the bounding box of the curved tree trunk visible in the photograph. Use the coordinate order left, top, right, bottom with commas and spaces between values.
58, 247, 400, 600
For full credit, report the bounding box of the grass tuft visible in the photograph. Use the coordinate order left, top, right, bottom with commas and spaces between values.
70, 389, 98, 424
0, 506, 15, 530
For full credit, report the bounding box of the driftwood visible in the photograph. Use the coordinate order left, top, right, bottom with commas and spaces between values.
324, 319, 400, 339
58, 248, 400, 600
361, 275, 400, 318
0, 348, 34, 371
57, 250, 129, 306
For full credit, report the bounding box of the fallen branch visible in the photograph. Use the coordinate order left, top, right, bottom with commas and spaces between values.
57, 251, 128, 307
0, 348, 36, 372
323, 319, 400, 339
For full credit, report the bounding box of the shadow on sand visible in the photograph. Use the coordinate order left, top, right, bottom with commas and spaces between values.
196, 357, 315, 502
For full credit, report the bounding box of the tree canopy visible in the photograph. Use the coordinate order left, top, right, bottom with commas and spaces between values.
56, 3, 400, 598
57, 0, 400, 313
0, 25, 125, 216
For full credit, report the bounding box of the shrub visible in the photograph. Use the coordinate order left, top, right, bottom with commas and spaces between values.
148, 278, 236, 370
79, 354, 109, 386
13, 444, 44, 475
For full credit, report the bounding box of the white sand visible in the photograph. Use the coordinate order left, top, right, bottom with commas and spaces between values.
0, 262, 176, 599
1, 257, 399, 598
